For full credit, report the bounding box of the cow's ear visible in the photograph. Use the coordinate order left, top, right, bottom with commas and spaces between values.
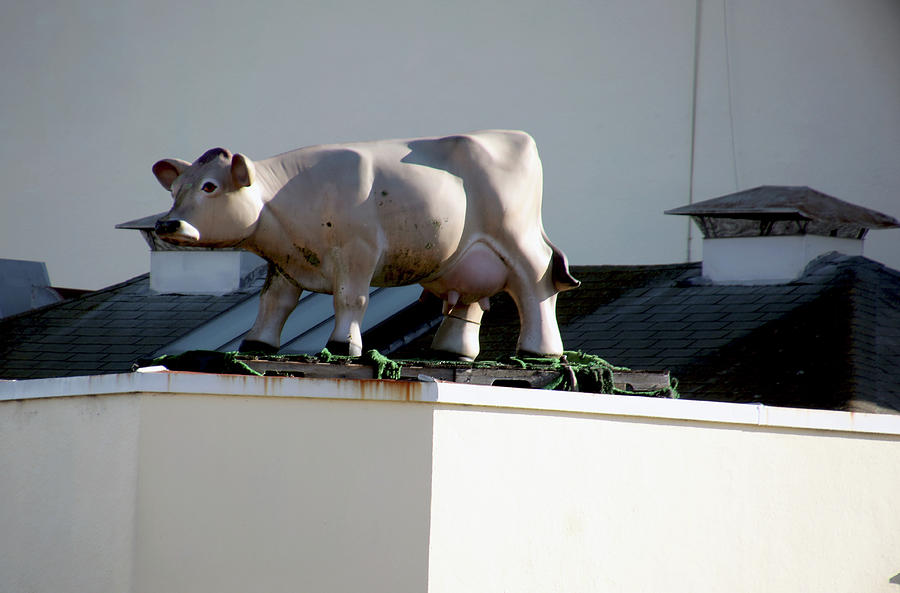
231, 154, 255, 188
152, 159, 189, 191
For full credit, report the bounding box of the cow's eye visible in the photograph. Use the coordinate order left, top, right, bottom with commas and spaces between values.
201, 181, 218, 194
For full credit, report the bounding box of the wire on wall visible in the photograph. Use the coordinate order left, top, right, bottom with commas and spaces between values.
687, 0, 704, 262
723, 0, 740, 191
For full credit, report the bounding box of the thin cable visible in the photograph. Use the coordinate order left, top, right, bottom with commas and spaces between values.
722, 0, 740, 191
687, 0, 703, 262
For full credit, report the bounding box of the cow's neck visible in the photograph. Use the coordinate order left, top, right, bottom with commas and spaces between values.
253, 153, 305, 200
241, 193, 331, 293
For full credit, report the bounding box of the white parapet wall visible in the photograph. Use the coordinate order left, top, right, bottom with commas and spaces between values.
2, 373, 900, 593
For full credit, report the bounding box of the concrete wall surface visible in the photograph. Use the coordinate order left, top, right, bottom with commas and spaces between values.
5, 0, 900, 290
2, 372, 900, 593
0, 394, 141, 593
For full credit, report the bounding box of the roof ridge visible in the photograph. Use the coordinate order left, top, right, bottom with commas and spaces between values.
849, 254, 900, 281
801, 252, 900, 283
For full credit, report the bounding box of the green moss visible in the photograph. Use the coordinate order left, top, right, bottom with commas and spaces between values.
363, 349, 402, 380
150, 350, 264, 376
147, 349, 677, 398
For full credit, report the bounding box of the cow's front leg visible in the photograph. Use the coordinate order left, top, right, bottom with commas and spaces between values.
325, 243, 377, 356
240, 263, 302, 354
326, 287, 369, 357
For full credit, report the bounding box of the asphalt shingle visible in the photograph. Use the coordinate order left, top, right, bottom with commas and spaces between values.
0, 273, 260, 379
386, 253, 900, 413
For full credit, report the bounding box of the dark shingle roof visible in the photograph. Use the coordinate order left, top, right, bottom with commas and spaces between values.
4, 250, 899, 414
0, 274, 259, 379
387, 263, 695, 360
388, 253, 900, 413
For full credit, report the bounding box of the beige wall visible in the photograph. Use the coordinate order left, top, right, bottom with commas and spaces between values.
429, 409, 900, 592
690, 0, 900, 265
132, 394, 434, 593
2, 374, 899, 592
0, 395, 140, 593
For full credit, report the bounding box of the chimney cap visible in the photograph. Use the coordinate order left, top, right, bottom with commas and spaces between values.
116, 212, 215, 252
115, 212, 168, 231
665, 186, 899, 239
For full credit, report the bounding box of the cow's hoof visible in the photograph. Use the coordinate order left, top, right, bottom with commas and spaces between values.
325, 340, 355, 357
515, 349, 558, 360
425, 349, 475, 363
239, 339, 279, 355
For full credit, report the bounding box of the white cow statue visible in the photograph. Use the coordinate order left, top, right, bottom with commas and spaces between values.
152, 130, 579, 359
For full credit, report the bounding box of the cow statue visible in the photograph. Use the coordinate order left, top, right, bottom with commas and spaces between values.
152, 130, 579, 360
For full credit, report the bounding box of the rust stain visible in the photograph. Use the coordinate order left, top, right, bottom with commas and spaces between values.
156, 371, 426, 403
352, 377, 418, 402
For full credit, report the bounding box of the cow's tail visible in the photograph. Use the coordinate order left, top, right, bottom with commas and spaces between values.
543, 231, 580, 292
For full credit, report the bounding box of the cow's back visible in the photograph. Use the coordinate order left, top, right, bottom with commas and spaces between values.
398, 130, 538, 182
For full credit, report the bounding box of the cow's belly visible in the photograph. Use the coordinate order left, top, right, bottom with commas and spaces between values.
372, 224, 463, 286
369, 167, 468, 286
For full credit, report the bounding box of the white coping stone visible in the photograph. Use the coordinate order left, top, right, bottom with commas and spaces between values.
2, 371, 899, 437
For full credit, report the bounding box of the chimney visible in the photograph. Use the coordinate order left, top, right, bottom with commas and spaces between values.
0, 259, 63, 317
116, 213, 264, 295
665, 186, 900, 284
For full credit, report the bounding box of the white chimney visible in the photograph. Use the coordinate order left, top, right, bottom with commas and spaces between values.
666, 186, 900, 285
116, 213, 264, 295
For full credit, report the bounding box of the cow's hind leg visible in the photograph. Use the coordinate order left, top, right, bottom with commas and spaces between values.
504, 247, 566, 357
240, 263, 302, 354
430, 301, 485, 361
508, 285, 563, 357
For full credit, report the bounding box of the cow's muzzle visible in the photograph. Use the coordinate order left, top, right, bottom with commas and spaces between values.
154, 219, 180, 235
154, 219, 200, 243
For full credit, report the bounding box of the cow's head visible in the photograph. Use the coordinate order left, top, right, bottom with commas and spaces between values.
152, 148, 263, 247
